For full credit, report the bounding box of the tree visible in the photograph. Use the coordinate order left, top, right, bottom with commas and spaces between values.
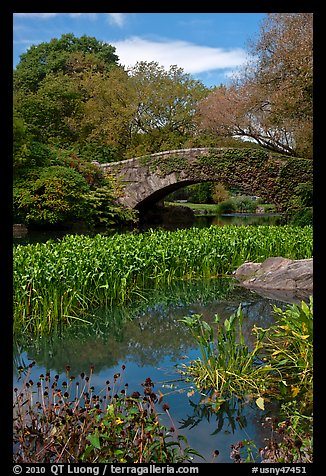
212, 183, 230, 204
14, 72, 85, 145
68, 61, 210, 159
127, 62, 209, 155
66, 66, 137, 157
13, 110, 32, 168
197, 14, 313, 158
14, 33, 119, 93
13, 34, 122, 153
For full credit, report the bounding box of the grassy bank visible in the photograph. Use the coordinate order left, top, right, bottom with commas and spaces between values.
167, 201, 219, 215
13, 225, 313, 335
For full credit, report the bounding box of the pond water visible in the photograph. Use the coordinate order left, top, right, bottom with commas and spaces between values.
13, 278, 291, 463
13, 212, 281, 246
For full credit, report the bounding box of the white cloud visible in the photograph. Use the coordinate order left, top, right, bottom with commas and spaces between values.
14, 13, 97, 19
106, 13, 126, 28
14, 13, 60, 18
111, 36, 248, 75
14, 13, 125, 26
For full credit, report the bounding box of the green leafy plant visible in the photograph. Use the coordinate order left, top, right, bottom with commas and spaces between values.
179, 299, 313, 463
13, 166, 90, 226
253, 297, 313, 407
13, 225, 313, 335
178, 306, 274, 411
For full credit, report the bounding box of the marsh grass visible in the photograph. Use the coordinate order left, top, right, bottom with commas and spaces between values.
14, 225, 313, 335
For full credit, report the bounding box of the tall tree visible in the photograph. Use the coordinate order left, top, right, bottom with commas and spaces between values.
127, 61, 209, 155
13, 34, 121, 151
13, 33, 119, 93
197, 13, 313, 158
66, 66, 137, 155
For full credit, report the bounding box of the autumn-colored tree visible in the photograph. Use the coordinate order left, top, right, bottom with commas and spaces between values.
67, 66, 137, 156
197, 13, 313, 158
212, 183, 230, 204
127, 61, 209, 155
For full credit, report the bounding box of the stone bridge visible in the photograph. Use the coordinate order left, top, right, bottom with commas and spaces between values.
95, 147, 312, 212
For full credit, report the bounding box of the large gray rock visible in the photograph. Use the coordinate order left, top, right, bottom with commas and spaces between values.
234, 257, 313, 303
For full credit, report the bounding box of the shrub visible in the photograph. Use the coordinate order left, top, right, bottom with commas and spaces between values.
218, 198, 237, 214
289, 207, 313, 226
13, 166, 90, 226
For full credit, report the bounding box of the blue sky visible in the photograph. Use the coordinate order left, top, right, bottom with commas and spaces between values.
13, 13, 266, 88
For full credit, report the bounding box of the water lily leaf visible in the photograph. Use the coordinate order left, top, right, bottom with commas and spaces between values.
256, 397, 265, 410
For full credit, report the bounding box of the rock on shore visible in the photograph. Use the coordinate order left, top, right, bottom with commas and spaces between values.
234, 257, 313, 303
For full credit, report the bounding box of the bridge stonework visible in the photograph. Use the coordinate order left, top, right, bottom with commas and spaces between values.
95, 147, 312, 212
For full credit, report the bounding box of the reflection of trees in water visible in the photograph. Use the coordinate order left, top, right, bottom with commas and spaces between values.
179, 393, 281, 462
13, 279, 286, 375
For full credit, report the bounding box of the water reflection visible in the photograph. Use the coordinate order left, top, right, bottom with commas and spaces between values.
13, 213, 281, 245
13, 278, 289, 462
195, 213, 281, 228
13, 279, 282, 374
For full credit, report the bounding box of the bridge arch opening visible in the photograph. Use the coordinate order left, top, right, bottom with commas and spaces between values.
134, 180, 199, 212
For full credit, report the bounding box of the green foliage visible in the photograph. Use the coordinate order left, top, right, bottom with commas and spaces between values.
76, 142, 121, 164
287, 181, 313, 226
13, 365, 200, 463
217, 195, 258, 214
180, 299, 313, 462
13, 166, 90, 226
234, 298, 314, 463
85, 185, 138, 227
254, 297, 313, 407
289, 208, 313, 226
49, 148, 106, 187
294, 183, 313, 207
13, 113, 32, 168
179, 306, 273, 410
13, 225, 312, 335
14, 73, 85, 144
186, 183, 214, 204
218, 198, 237, 214
14, 33, 119, 93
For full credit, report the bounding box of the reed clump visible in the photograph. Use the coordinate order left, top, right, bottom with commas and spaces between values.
14, 225, 313, 335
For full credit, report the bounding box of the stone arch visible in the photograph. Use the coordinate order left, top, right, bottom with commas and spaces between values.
98, 147, 312, 213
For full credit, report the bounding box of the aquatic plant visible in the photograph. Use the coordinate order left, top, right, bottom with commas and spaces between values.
180, 299, 313, 463
230, 402, 313, 463
13, 225, 313, 335
178, 306, 274, 411
253, 296, 313, 407
13, 364, 201, 463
